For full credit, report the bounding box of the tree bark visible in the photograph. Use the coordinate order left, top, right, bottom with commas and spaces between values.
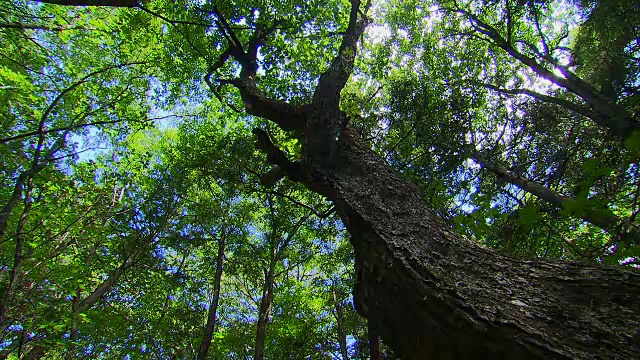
197, 232, 226, 360
254, 267, 276, 360
297, 125, 639, 359
368, 320, 382, 360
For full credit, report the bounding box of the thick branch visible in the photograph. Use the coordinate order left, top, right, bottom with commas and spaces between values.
313, 0, 371, 109
251, 128, 304, 181
215, 79, 304, 130
451, 5, 636, 138
205, 14, 307, 130
472, 151, 639, 244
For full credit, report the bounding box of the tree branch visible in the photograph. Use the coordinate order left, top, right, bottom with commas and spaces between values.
0, 21, 87, 31
204, 13, 308, 130
472, 151, 640, 244
251, 128, 305, 182
35, 0, 139, 6
253, 188, 335, 219
477, 82, 602, 122
313, 0, 371, 109
449, 4, 635, 138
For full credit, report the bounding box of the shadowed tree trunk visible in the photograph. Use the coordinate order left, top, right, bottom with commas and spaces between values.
254, 265, 276, 360
332, 290, 349, 360
197, 231, 227, 360
368, 320, 382, 360
231, 1, 640, 358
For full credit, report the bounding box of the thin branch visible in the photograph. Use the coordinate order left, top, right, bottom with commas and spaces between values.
477, 82, 602, 122
0, 118, 144, 144
35, 0, 138, 7
253, 189, 334, 219
0, 21, 88, 31
137, 4, 214, 28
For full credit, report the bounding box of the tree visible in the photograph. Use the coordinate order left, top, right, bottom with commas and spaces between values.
4, 0, 640, 359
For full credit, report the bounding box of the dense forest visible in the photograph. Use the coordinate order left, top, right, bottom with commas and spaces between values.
0, 0, 639, 358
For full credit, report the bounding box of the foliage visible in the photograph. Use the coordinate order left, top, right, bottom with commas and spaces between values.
0, 0, 638, 358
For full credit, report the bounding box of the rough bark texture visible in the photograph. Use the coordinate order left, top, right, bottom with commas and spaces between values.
197, 232, 226, 360
317, 132, 640, 359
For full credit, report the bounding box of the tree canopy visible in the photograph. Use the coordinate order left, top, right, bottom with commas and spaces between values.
0, 0, 638, 358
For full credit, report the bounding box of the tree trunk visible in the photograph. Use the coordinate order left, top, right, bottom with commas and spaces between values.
67, 287, 80, 360
368, 320, 382, 360
302, 129, 640, 359
332, 290, 349, 360
254, 267, 276, 360
0, 179, 33, 329
197, 232, 226, 360
0, 173, 28, 240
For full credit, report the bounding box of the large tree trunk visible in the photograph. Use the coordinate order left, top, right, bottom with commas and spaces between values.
197, 232, 226, 360
299, 126, 640, 359
34, 0, 640, 358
